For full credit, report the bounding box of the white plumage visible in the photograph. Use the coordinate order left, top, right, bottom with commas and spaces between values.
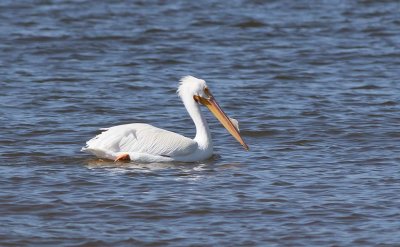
82, 76, 248, 163
82, 123, 199, 162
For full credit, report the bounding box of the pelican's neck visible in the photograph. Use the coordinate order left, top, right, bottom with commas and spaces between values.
181, 95, 212, 150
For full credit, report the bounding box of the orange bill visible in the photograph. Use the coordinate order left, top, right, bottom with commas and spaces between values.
194, 94, 249, 150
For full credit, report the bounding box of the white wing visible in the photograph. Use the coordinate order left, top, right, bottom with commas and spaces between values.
82, 123, 198, 158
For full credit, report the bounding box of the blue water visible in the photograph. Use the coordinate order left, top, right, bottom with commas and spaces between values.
1, 0, 400, 246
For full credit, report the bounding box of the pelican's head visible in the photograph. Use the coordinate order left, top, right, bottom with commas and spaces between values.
178, 76, 249, 150
178, 75, 209, 99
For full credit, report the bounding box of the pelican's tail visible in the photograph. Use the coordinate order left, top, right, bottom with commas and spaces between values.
81, 146, 116, 160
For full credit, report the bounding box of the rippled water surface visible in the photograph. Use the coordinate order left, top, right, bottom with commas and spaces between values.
1, 0, 400, 246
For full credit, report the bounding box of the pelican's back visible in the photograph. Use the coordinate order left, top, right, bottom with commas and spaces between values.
82, 123, 198, 160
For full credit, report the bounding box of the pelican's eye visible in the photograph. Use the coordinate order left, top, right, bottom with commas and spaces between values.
204, 87, 211, 97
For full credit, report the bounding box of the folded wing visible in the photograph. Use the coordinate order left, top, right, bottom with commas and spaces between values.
82, 123, 198, 158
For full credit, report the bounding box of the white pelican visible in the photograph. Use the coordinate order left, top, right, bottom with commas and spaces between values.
82, 76, 248, 162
